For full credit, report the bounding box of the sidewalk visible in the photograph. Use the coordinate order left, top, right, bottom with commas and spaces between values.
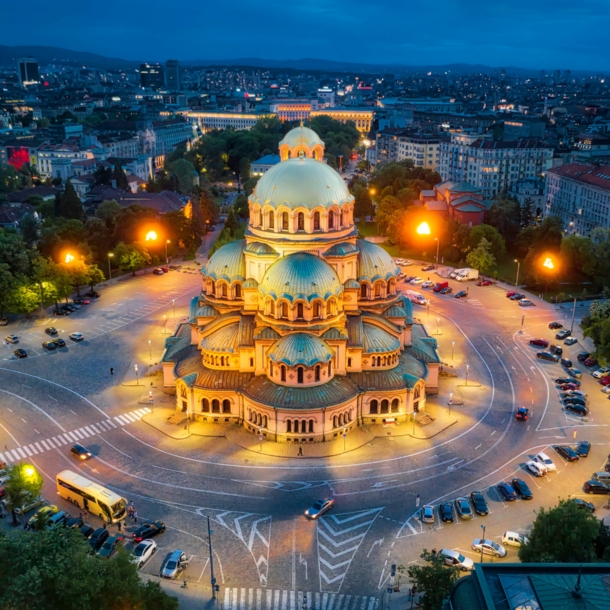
140, 573, 216, 610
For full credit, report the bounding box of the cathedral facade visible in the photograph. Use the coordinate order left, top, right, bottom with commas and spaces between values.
162, 125, 441, 443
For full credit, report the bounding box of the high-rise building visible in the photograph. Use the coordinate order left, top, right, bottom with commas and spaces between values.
165, 60, 180, 90
139, 63, 165, 89
18, 57, 39, 85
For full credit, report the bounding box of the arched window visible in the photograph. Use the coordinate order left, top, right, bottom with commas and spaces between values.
268, 211, 274, 229
388, 279, 396, 294
212, 399, 220, 413
315, 365, 320, 382
370, 399, 378, 414
234, 284, 242, 299
333, 415, 337, 428
347, 357, 352, 367
301, 420, 307, 433
328, 298, 336, 315
220, 356, 225, 366
313, 301, 321, 318
381, 399, 389, 414
377, 356, 382, 366
287, 420, 292, 433
391, 398, 399, 413
309, 420, 314, 433
360, 283, 367, 299
297, 367, 304, 384
221, 283, 228, 298
374, 283, 381, 298
341, 209, 346, 227
339, 414, 344, 426
202, 398, 210, 412
313, 212, 320, 230
297, 212, 304, 231
382, 356, 387, 366
209, 279, 215, 295
297, 303, 304, 320
280, 302, 288, 319
348, 409, 353, 421
248, 409, 252, 421
263, 415, 268, 428
414, 386, 421, 399
281, 365, 286, 382
282, 212, 289, 231
328, 212, 334, 229
222, 399, 231, 413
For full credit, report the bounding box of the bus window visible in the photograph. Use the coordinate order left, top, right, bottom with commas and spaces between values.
111, 499, 127, 520
99, 502, 112, 522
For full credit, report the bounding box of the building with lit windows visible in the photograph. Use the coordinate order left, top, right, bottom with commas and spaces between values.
310, 108, 373, 133
162, 125, 441, 443
375, 129, 445, 169
187, 111, 275, 132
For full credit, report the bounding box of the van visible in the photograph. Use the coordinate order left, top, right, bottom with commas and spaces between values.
502, 531, 529, 547
405, 290, 427, 306
592, 471, 610, 483
449, 268, 466, 279
433, 281, 448, 293
161, 549, 189, 579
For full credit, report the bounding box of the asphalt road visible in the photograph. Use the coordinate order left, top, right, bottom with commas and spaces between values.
1, 254, 609, 605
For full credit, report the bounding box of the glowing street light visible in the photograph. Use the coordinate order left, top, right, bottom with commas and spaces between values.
416, 222, 431, 235
165, 239, 170, 264
134, 363, 139, 386
542, 257, 554, 270
24, 465, 35, 478
107, 252, 114, 281
64, 253, 75, 264
145, 230, 158, 241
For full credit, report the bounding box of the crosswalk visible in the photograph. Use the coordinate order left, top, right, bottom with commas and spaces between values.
222, 588, 377, 610
0, 407, 151, 464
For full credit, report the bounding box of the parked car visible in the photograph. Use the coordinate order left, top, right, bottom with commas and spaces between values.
420, 505, 435, 524
560, 383, 580, 391
5, 335, 19, 344
529, 338, 549, 348
153, 268, 164, 275
497, 482, 518, 501
537, 351, 559, 362
568, 368, 582, 379
54, 338, 66, 348
509, 293, 525, 300
477, 280, 492, 286
80, 524, 95, 539
13, 494, 46, 515
98, 534, 125, 558
561, 358, 573, 368
592, 367, 610, 379
565, 337, 578, 346
73, 298, 90, 305
84, 290, 100, 298
472, 539, 507, 558
45, 327, 58, 336
548, 321, 563, 329
89, 528, 110, 551
577, 352, 591, 362
526, 460, 547, 477
470, 491, 489, 515
160, 550, 189, 579
410, 277, 424, 285
0, 317, 9, 326
534, 452, 556, 472
421, 281, 435, 289
553, 445, 579, 462
14, 349, 27, 358
454, 497, 473, 520
131, 521, 166, 542
556, 329, 572, 340
511, 478, 533, 500
439, 549, 473, 571
455, 291, 468, 298
28, 505, 58, 527
519, 299, 535, 307
439, 501, 455, 523
549, 344, 563, 356
556, 377, 580, 386
506, 291, 518, 298
132, 539, 157, 568
565, 403, 589, 416
53, 309, 69, 316
592, 471, 610, 484
421, 265, 436, 271
569, 498, 595, 512
575, 441, 591, 457
65, 516, 84, 529
502, 531, 529, 547
584, 480, 610, 494
70, 444, 92, 460
440, 287, 453, 294
516, 407, 529, 421
42, 341, 57, 351
69, 332, 84, 341
584, 357, 599, 367
46, 511, 69, 528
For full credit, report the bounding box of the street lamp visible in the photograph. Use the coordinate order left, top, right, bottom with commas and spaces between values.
64, 253, 75, 264
134, 363, 139, 386
452, 341, 455, 361
434, 237, 440, 266
465, 364, 470, 386
480, 525, 486, 563
148, 339, 152, 360
163, 314, 167, 334
542, 256, 555, 297
107, 253, 114, 281
514, 259, 520, 287
165, 240, 170, 265
416, 222, 431, 235
448, 392, 453, 415
436, 317, 440, 335
259, 428, 263, 452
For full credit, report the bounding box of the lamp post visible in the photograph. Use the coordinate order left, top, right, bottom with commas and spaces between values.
207, 515, 218, 599
465, 364, 470, 386
480, 525, 486, 563
452, 341, 455, 361
134, 363, 139, 386
259, 428, 263, 452
107, 253, 114, 281
148, 340, 152, 360
436, 317, 440, 335
570, 295, 577, 333
163, 315, 167, 334
343, 426, 347, 452
165, 240, 170, 265
448, 392, 453, 415
434, 237, 440, 266
514, 259, 520, 287
542, 257, 555, 298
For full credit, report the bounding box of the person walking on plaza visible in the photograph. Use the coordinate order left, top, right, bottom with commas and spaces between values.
298, 447, 303, 456
133, 510, 138, 524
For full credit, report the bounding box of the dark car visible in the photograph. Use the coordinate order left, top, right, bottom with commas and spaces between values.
569, 498, 595, 512
556, 329, 571, 340
62, 304, 77, 313
85, 290, 100, 298
439, 502, 455, 523
576, 441, 591, 457
563, 396, 587, 407
511, 478, 533, 500
537, 351, 559, 362
421, 265, 436, 271
554, 445, 579, 462
584, 480, 610, 494
65, 516, 84, 529
516, 407, 529, 421
549, 344, 563, 356
455, 291, 468, 299
89, 527, 110, 551
73, 298, 90, 305
584, 357, 599, 367
54, 308, 69, 316
132, 521, 166, 543
14, 349, 27, 358
556, 377, 579, 386
577, 352, 591, 362
70, 444, 92, 460
470, 491, 489, 515
42, 341, 57, 351
510, 293, 525, 300
54, 338, 66, 348
45, 327, 58, 336
80, 524, 95, 539
529, 338, 549, 348
560, 383, 580, 391
561, 358, 573, 368
440, 287, 453, 294
98, 534, 125, 558
565, 403, 589, 416
548, 321, 563, 329
497, 482, 517, 501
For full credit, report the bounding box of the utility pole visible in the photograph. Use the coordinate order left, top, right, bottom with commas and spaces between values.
570, 296, 577, 333
208, 515, 218, 599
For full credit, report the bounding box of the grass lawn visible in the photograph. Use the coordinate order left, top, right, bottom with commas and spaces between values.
356, 221, 379, 237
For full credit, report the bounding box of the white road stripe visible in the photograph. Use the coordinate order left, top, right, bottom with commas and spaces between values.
106, 419, 117, 428
66, 432, 79, 442
114, 415, 129, 425
40, 440, 51, 450
133, 409, 148, 418
85, 426, 98, 435
54, 436, 67, 445
34, 442, 44, 452
0, 452, 7, 463
240, 588, 246, 610
22, 445, 33, 456
72, 429, 86, 439
122, 413, 137, 423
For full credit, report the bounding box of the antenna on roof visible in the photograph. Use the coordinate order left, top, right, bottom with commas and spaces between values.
571, 565, 583, 599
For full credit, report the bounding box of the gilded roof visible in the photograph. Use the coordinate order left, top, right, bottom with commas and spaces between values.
259, 252, 343, 302
200, 323, 240, 353
249, 157, 353, 211
357, 239, 400, 282
204, 239, 246, 283
362, 323, 401, 354
267, 333, 334, 366
245, 241, 278, 256
324, 242, 359, 257
279, 125, 324, 150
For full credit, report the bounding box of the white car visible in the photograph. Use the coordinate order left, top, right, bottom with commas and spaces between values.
422, 281, 435, 289
403, 260, 413, 266
132, 539, 157, 568
526, 460, 547, 477
593, 367, 610, 379
410, 277, 424, 285
502, 531, 529, 548
14, 495, 47, 515
439, 549, 474, 571
534, 452, 556, 472
69, 332, 84, 342
601, 386, 610, 394
472, 539, 507, 558
5, 335, 19, 344
518, 299, 535, 307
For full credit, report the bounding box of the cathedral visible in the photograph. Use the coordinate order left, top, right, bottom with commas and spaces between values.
161, 124, 441, 443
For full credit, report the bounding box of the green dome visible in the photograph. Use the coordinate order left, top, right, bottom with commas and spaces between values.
259, 252, 343, 302
201, 323, 239, 353
362, 323, 401, 354
204, 239, 246, 283
250, 158, 352, 211
245, 241, 278, 256
268, 333, 334, 366
324, 242, 359, 257
357, 239, 400, 282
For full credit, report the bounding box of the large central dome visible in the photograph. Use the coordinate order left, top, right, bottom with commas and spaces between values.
250, 157, 352, 211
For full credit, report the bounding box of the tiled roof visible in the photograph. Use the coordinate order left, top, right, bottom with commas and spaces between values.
161, 324, 192, 362
253, 326, 281, 340
321, 328, 348, 340
408, 325, 442, 364
267, 333, 334, 366
238, 315, 256, 347
345, 316, 363, 348
6, 186, 59, 203
204, 240, 246, 283
348, 356, 423, 390
324, 242, 359, 257
200, 323, 240, 353
362, 323, 401, 354
547, 163, 610, 191
357, 239, 400, 282
251, 154, 280, 166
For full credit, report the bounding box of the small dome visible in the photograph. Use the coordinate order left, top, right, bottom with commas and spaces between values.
250, 158, 352, 211
201, 323, 239, 353
362, 323, 401, 354
245, 241, 278, 256
357, 239, 400, 282
259, 252, 343, 302
268, 333, 334, 366
279, 125, 324, 151
324, 242, 359, 257
204, 240, 246, 282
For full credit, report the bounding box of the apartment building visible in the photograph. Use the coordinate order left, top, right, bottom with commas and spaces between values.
34, 143, 95, 180
544, 163, 610, 235
439, 132, 554, 199
375, 129, 444, 170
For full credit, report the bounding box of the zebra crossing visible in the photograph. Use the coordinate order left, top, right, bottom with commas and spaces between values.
222, 588, 377, 610
0, 407, 151, 464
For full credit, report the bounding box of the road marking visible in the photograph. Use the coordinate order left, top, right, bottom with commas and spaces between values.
475, 444, 482, 450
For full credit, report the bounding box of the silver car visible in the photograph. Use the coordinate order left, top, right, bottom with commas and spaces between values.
160, 549, 188, 579
132, 539, 157, 568
472, 538, 507, 558
420, 505, 435, 524
305, 498, 335, 519
5, 335, 19, 344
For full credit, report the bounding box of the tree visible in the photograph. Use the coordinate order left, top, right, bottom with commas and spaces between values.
55, 181, 84, 220
0, 229, 30, 275
19, 212, 39, 247
112, 165, 130, 191
113, 242, 151, 276
0, 527, 179, 609
467, 224, 506, 259
407, 549, 460, 610
486, 194, 520, 246
30, 256, 61, 309
6, 277, 41, 316
0, 263, 16, 317
466, 237, 496, 275
2, 463, 43, 526
168, 158, 197, 194
87, 264, 106, 288
520, 197, 534, 228
96, 199, 122, 222
519, 499, 600, 563
199, 188, 219, 228
352, 183, 374, 219
224, 207, 241, 236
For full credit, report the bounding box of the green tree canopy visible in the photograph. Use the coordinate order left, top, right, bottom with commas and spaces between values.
407, 549, 460, 610
352, 183, 374, 219
467, 224, 506, 259
113, 242, 151, 276
466, 237, 496, 275
112, 165, 130, 191
96, 199, 122, 222
54, 181, 84, 221
2, 463, 43, 526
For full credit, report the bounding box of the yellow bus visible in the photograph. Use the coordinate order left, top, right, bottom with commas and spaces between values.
56, 470, 127, 524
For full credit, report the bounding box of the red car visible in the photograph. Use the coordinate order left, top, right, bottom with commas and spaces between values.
529, 338, 549, 348
516, 407, 529, 421
0, 486, 6, 499
506, 291, 517, 298
560, 383, 580, 391
601, 375, 610, 386
477, 280, 492, 286
584, 358, 598, 367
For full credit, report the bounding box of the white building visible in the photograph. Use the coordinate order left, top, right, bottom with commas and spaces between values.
439, 132, 554, 199
34, 144, 95, 181
188, 111, 274, 132
544, 163, 610, 235
375, 129, 444, 170
508, 177, 545, 214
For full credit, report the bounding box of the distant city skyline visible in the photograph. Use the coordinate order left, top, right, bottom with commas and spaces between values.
4, 0, 609, 71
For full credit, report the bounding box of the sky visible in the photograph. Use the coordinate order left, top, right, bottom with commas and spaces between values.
4, 0, 610, 70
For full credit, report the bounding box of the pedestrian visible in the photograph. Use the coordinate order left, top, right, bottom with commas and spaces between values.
110, 367, 114, 375
298, 446, 303, 456
133, 511, 138, 524
432, 548, 437, 557
103, 522, 107, 530
117, 521, 122, 533
83, 508, 88, 518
